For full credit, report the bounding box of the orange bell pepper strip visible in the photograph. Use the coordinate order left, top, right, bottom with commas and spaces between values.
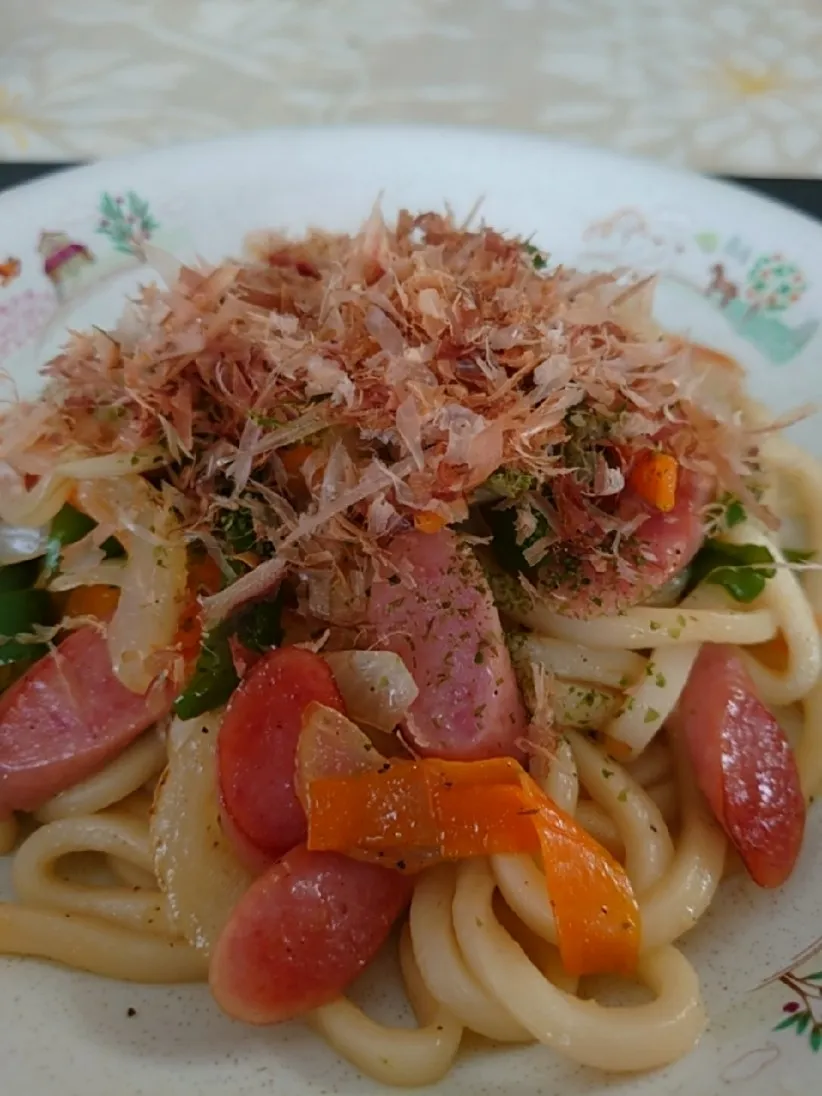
628, 450, 679, 513
64, 584, 120, 622
307, 757, 640, 977
414, 509, 449, 535
175, 553, 224, 663
280, 443, 317, 481
517, 771, 639, 977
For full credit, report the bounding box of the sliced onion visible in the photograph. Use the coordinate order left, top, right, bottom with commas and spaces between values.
167, 713, 206, 754
201, 555, 286, 631
49, 559, 128, 591
0, 522, 49, 565
56, 447, 166, 479
323, 650, 418, 732
77, 476, 187, 693
0, 465, 71, 527
109, 526, 186, 693
295, 702, 385, 813
151, 712, 253, 955
295, 702, 436, 873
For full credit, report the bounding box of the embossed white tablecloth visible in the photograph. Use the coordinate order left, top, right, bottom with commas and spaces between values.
2, 0, 822, 173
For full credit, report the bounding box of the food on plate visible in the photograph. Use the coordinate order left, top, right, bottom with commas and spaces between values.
0, 206, 820, 1086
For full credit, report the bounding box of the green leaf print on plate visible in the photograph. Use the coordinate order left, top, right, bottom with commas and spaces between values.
96, 191, 159, 256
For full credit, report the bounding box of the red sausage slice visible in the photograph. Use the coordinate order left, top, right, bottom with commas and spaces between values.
368, 528, 527, 760
670, 644, 805, 888
209, 844, 413, 1023
217, 647, 345, 864
538, 466, 712, 618
0, 626, 172, 815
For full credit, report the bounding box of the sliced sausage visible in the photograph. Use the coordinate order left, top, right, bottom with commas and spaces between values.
369, 528, 527, 760
209, 844, 412, 1023
669, 643, 805, 888
536, 466, 712, 618
0, 626, 172, 815
217, 647, 345, 865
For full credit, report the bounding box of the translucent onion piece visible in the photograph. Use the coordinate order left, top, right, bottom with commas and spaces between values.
77, 476, 187, 693
323, 651, 419, 732
0, 522, 49, 566
49, 559, 127, 591
151, 713, 253, 955
295, 703, 384, 813
56, 448, 166, 479
0, 466, 71, 527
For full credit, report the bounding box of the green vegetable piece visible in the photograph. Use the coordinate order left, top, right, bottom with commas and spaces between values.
723, 496, 747, 528
689, 540, 776, 603
248, 410, 284, 428
45, 503, 123, 574
218, 507, 259, 556
0, 559, 41, 593
487, 503, 548, 577
49, 503, 96, 548
100, 535, 126, 558
784, 548, 815, 564
484, 468, 537, 500
173, 625, 239, 720
522, 242, 547, 270
0, 588, 56, 665
236, 590, 285, 654
172, 591, 285, 718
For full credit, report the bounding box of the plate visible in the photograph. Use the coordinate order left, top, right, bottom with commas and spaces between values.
1, 126, 821, 1096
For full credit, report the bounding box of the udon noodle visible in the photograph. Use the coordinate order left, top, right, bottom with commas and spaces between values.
0, 208, 820, 1087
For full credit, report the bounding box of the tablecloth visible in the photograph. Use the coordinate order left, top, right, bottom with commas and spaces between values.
3, 0, 822, 174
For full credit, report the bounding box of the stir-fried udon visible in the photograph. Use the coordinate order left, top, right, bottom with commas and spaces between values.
0, 208, 820, 1086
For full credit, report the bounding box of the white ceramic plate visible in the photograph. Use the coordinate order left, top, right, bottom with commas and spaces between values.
1, 127, 821, 1096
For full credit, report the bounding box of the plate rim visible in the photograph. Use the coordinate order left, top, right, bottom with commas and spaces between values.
2, 123, 822, 237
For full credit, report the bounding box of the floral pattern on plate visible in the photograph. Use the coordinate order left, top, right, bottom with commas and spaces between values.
580, 207, 819, 364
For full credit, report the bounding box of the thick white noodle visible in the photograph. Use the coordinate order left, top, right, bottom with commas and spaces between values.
605, 643, 700, 755
491, 736, 724, 954
634, 740, 727, 951
532, 734, 578, 815
509, 633, 646, 687
536, 605, 777, 650
35, 729, 166, 822
309, 925, 463, 1088
798, 675, 822, 801
0, 903, 205, 982
409, 863, 530, 1042
758, 439, 822, 797
625, 737, 673, 787
726, 522, 821, 706
108, 855, 158, 890
566, 731, 674, 894
11, 812, 176, 936
451, 859, 705, 1072
761, 437, 822, 608
573, 780, 678, 861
